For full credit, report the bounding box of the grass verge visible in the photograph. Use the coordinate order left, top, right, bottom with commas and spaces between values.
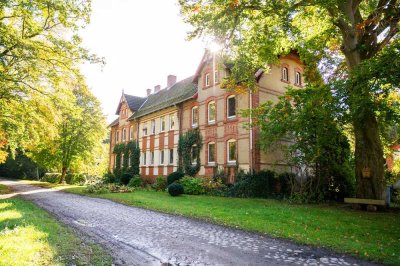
0, 184, 11, 194
0, 186, 112, 265
65, 186, 400, 265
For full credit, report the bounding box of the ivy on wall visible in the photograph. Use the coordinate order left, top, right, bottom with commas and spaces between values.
178, 129, 203, 176
113, 141, 140, 179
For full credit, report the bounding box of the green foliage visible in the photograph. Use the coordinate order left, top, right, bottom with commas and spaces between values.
0, 150, 44, 179
180, 176, 205, 195
84, 183, 134, 194
120, 172, 132, 186
103, 171, 116, 184
41, 173, 61, 184
152, 176, 167, 191
127, 176, 142, 188
65, 173, 86, 185
228, 170, 279, 198
178, 129, 202, 176
127, 141, 140, 176
112, 142, 140, 181
167, 171, 184, 186
201, 176, 227, 196
167, 183, 184, 197
0, 0, 103, 161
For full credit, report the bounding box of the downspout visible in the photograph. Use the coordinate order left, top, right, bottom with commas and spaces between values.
249, 90, 253, 175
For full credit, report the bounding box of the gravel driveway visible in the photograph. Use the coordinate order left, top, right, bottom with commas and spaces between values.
0, 179, 377, 266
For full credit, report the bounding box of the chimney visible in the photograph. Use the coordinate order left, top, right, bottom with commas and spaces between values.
146, 88, 151, 96
154, 85, 161, 93
167, 75, 177, 87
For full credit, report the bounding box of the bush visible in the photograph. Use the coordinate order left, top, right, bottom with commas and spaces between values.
167, 171, 184, 185
103, 172, 116, 183
120, 172, 132, 185
41, 173, 61, 183
201, 176, 227, 195
84, 183, 134, 194
168, 183, 184, 196
128, 175, 142, 188
227, 170, 277, 198
65, 173, 86, 185
152, 176, 167, 191
180, 176, 205, 195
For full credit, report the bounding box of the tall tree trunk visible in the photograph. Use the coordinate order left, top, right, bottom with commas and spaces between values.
60, 166, 67, 184
353, 113, 385, 200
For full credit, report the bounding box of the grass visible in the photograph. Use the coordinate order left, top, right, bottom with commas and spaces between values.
0, 186, 112, 265
0, 184, 11, 194
66, 186, 400, 265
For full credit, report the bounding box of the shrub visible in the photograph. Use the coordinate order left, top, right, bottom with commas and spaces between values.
128, 175, 142, 188
42, 173, 61, 183
167, 171, 184, 185
120, 172, 132, 185
65, 173, 86, 185
227, 170, 277, 198
152, 176, 167, 191
84, 183, 109, 194
201, 176, 227, 195
103, 172, 116, 183
107, 184, 134, 193
168, 183, 184, 196
180, 176, 205, 195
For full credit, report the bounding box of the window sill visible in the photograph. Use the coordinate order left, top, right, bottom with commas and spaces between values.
227, 161, 237, 166
207, 162, 216, 166
281, 79, 291, 84
224, 118, 238, 124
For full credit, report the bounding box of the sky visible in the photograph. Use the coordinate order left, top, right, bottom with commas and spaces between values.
80, 0, 206, 123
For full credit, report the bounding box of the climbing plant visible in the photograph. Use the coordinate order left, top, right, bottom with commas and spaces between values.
113, 141, 140, 180
113, 144, 125, 180
178, 129, 202, 177
126, 141, 140, 176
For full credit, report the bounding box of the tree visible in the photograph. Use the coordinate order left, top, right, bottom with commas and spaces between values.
179, 0, 400, 200
32, 81, 107, 183
0, 0, 102, 159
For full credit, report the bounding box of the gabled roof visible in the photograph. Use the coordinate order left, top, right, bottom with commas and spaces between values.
108, 117, 119, 128
130, 76, 197, 120
115, 94, 146, 115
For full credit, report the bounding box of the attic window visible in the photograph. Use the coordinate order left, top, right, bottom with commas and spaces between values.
295, 71, 302, 86
282, 67, 289, 82
205, 73, 210, 87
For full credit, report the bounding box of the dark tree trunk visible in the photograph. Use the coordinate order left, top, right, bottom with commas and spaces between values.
60, 166, 67, 184
353, 113, 385, 200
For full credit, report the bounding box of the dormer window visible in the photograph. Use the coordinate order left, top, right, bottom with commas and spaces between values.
295, 71, 302, 86
205, 73, 210, 87
282, 67, 289, 82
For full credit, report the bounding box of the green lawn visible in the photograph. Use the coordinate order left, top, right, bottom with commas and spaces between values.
66, 187, 400, 265
0, 188, 112, 265
0, 184, 11, 194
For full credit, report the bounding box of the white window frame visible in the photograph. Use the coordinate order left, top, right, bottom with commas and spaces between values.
191, 144, 197, 165
169, 148, 174, 164
191, 106, 198, 128
122, 128, 126, 141
128, 153, 131, 167
295, 71, 301, 86
142, 124, 148, 136
208, 142, 216, 164
150, 151, 154, 165
121, 154, 124, 168
227, 139, 237, 164
214, 70, 218, 84
205, 73, 210, 87
169, 114, 175, 130
282, 67, 288, 82
113, 154, 117, 169
208, 101, 216, 124
160, 150, 165, 165
227, 95, 236, 119
143, 152, 147, 166
129, 126, 133, 140
151, 119, 155, 134
160, 116, 166, 132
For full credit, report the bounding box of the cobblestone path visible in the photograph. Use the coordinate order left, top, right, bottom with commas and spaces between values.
0, 179, 378, 266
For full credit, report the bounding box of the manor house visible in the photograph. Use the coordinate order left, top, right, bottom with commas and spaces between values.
108, 51, 304, 182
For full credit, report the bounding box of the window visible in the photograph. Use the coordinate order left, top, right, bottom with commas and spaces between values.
160, 116, 166, 132
205, 73, 210, 87
192, 106, 198, 128
169, 114, 175, 130
227, 95, 236, 119
128, 153, 131, 167
113, 154, 117, 168
208, 101, 216, 123
227, 139, 237, 163
191, 145, 198, 164
142, 152, 147, 165
282, 67, 289, 82
122, 128, 126, 141
160, 150, 165, 165
129, 126, 133, 140
214, 70, 218, 84
121, 154, 124, 167
208, 142, 215, 164
116, 131, 120, 143
295, 71, 302, 86
151, 120, 155, 134
143, 125, 148, 136
150, 151, 154, 165
169, 149, 174, 164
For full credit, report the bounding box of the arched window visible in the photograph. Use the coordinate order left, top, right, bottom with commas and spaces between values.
205, 73, 210, 87
295, 71, 302, 86
191, 144, 198, 164
122, 128, 126, 141
227, 95, 236, 119
192, 106, 198, 128
129, 126, 133, 140
208, 142, 216, 164
227, 139, 237, 163
282, 67, 288, 82
208, 101, 216, 123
